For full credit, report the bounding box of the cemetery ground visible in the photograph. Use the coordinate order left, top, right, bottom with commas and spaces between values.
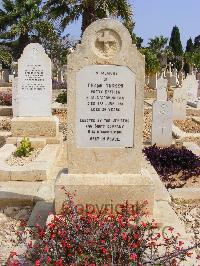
0, 84, 199, 264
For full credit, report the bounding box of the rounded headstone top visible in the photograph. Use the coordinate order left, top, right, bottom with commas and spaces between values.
81, 18, 133, 59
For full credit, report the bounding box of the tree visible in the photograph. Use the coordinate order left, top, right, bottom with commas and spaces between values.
169, 26, 183, 56
184, 38, 194, 74
0, 45, 12, 66
135, 37, 143, 49
194, 35, 200, 49
186, 37, 193, 52
0, 0, 53, 59
140, 48, 160, 75
45, 0, 134, 35
148, 36, 168, 56
169, 26, 183, 70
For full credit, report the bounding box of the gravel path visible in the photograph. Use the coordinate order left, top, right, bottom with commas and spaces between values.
171, 200, 200, 257
0, 117, 11, 131
6, 149, 42, 166
0, 206, 32, 265
174, 119, 200, 133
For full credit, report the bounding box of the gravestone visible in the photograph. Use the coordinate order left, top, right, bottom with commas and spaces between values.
55, 18, 154, 214
152, 100, 172, 146
183, 74, 199, 108
156, 75, 168, 101
149, 73, 157, 89
183, 74, 198, 102
12, 77, 19, 117
173, 88, 187, 120
9, 43, 61, 144
170, 68, 178, 87
17, 43, 52, 116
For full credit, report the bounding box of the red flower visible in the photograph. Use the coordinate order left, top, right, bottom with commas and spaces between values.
179, 241, 184, 246
10, 252, 17, 258
35, 260, 40, 266
44, 245, 49, 252
121, 232, 127, 240
141, 221, 147, 228
46, 257, 52, 263
101, 248, 107, 254
134, 233, 139, 240
130, 253, 137, 261
130, 242, 138, 248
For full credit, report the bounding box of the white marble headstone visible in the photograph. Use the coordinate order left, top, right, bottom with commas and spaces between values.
157, 76, 168, 101
183, 74, 198, 102
12, 77, 19, 117
17, 43, 52, 117
152, 100, 173, 146
173, 88, 187, 120
76, 65, 135, 148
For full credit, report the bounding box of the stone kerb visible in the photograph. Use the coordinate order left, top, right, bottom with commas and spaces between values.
67, 18, 145, 175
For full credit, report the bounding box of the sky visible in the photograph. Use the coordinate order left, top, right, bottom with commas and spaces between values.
66, 0, 200, 49
0, 0, 199, 49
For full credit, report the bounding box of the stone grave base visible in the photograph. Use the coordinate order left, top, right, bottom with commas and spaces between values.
7, 116, 62, 145
187, 100, 200, 109
55, 170, 155, 214
0, 143, 61, 181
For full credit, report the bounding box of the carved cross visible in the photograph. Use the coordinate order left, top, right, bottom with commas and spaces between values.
98, 30, 116, 53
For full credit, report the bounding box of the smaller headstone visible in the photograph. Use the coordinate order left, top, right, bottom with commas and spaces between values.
9, 75, 14, 83
173, 88, 187, 120
152, 100, 173, 146
183, 74, 198, 103
149, 73, 157, 89
156, 75, 168, 101
17, 43, 52, 117
2, 69, 9, 82
170, 68, 178, 87
12, 77, 19, 117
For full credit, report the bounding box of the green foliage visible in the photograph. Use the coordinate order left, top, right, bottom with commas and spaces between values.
0, 0, 55, 59
169, 26, 183, 71
45, 0, 134, 35
186, 38, 194, 52
140, 48, 160, 75
148, 35, 168, 56
169, 26, 183, 56
194, 35, 200, 49
15, 137, 33, 157
135, 36, 143, 49
56, 90, 67, 104
0, 45, 12, 66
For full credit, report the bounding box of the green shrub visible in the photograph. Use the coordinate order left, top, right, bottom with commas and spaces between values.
15, 137, 33, 157
55, 90, 67, 104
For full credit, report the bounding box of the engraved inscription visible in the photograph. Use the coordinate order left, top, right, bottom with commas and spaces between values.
76, 65, 135, 148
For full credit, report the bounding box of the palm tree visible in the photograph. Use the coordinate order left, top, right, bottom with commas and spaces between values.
0, 0, 50, 59
45, 0, 134, 35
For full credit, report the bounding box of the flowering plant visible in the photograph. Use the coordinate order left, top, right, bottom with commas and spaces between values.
0, 91, 12, 106
7, 192, 197, 265
143, 145, 200, 188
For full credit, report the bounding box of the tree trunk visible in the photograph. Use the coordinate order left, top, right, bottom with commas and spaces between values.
16, 33, 30, 59
81, 1, 96, 35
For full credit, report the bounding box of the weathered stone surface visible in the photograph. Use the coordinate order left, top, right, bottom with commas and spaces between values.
11, 116, 59, 137
55, 170, 155, 214
152, 100, 173, 146
169, 188, 200, 200
67, 18, 145, 175
27, 201, 53, 227
0, 144, 61, 182
173, 87, 187, 120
